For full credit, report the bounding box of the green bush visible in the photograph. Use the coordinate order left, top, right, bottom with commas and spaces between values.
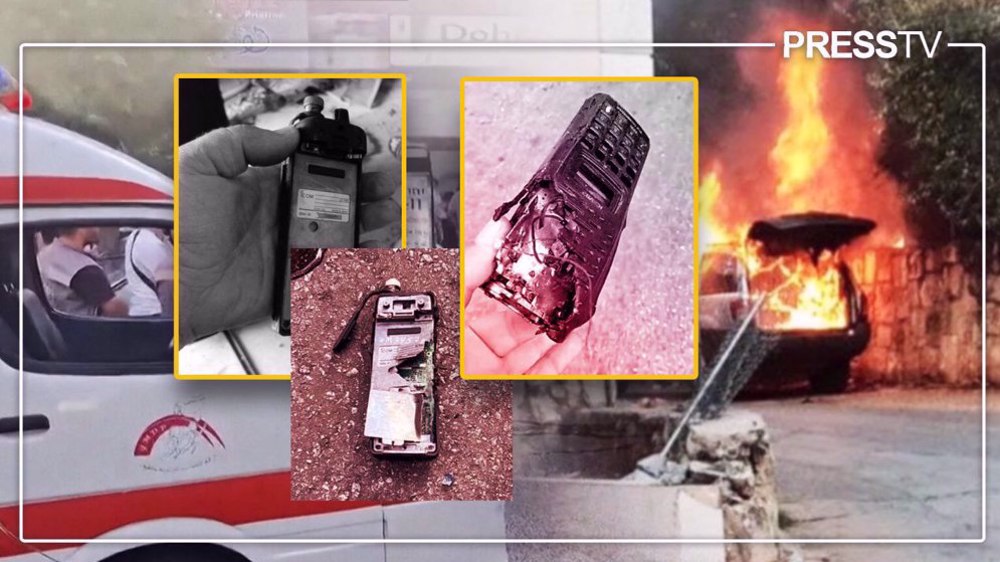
854, 1, 999, 268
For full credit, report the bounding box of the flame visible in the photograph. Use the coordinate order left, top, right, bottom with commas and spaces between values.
757, 51, 846, 330
700, 165, 746, 247
698, 17, 907, 332
751, 247, 849, 330
770, 51, 830, 202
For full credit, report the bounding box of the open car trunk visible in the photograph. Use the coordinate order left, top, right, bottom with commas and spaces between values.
747, 212, 876, 259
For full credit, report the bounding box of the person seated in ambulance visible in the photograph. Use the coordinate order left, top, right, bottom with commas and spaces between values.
37, 226, 129, 318
125, 227, 173, 317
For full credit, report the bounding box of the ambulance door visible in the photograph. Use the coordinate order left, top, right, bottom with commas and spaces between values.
0, 206, 25, 540
16, 201, 297, 541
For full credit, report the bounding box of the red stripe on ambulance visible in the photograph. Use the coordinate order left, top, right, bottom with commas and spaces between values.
0, 176, 171, 206
0, 471, 378, 556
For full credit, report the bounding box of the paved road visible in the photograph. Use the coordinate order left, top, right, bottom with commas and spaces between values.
746, 388, 998, 562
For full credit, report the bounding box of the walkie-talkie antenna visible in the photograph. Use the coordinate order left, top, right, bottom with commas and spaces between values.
332, 278, 401, 353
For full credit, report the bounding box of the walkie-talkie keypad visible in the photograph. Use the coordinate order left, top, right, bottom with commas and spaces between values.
579, 99, 648, 186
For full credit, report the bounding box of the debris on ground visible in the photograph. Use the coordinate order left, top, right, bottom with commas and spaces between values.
622, 408, 785, 562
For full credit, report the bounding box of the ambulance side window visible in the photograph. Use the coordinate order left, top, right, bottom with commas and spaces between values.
16, 223, 174, 372
33, 226, 173, 319
0, 227, 19, 365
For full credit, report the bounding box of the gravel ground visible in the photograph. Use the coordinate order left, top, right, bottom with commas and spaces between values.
290, 248, 512, 501
463, 80, 695, 376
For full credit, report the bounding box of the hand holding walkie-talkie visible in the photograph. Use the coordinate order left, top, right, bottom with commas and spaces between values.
178, 117, 399, 344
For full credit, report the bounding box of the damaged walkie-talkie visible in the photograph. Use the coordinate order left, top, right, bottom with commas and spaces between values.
333, 279, 438, 458
273, 95, 367, 335
482, 93, 649, 342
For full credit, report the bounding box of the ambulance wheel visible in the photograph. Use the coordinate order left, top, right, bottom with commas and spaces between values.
104, 544, 251, 562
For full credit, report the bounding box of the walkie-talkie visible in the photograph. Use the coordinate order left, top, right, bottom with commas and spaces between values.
274, 95, 367, 335
482, 93, 649, 342
332, 279, 438, 458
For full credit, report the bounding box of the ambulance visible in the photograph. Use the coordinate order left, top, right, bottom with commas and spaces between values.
0, 81, 506, 562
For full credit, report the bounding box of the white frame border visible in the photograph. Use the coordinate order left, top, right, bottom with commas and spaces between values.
15, 40, 987, 546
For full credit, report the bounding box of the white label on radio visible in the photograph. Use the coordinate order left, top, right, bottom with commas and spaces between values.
296, 189, 350, 223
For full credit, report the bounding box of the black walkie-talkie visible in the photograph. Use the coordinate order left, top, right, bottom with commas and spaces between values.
482, 93, 649, 342
274, 95, 367, 335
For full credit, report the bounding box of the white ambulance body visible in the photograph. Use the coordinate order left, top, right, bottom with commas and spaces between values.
0, 111, 506, 561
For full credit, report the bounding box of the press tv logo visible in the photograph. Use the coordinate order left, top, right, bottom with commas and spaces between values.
783, 30, 943, 59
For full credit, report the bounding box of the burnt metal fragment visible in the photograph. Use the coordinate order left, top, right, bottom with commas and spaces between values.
482, 93, 649, 342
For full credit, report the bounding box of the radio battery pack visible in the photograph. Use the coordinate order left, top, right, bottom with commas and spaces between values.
482, 93, 649, 342
274, 95, 367, 335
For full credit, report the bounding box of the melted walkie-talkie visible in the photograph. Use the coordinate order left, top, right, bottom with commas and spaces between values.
332, 279, 438, 458
482, 93, 649, 342
274, 95, 367, 335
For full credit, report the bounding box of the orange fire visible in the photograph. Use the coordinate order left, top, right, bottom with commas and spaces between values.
770, 50, 831, 203
699, 166, 746, 247
751, 247, 849, 330
759, 51, 847, 330
699, 16, 907, 331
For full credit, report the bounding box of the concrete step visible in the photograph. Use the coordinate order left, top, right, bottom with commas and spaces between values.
506, 477, 726, 562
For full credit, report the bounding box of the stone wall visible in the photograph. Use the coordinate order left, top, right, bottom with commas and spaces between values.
515, 404, 675, 478
513, 395, 788, 561
848, 245, 995, 387
514, 380, 616, 425
683, 410, 782, 562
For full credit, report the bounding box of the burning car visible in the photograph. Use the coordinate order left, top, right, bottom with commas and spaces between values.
700, 212, 874, 394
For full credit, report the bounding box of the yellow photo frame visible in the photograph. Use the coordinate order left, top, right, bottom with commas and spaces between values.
458, 76, 700, 381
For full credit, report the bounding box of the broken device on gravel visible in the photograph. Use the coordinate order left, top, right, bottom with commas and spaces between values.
333, 281, 437, 457
273, 95, 367, 335
482, 93, 649, 342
